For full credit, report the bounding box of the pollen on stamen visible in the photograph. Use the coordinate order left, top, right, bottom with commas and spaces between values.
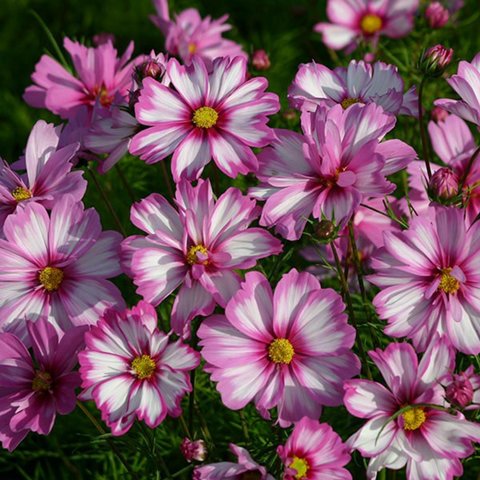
360, 13, 383, 35
131, 354, 156, 380
290, 456, 309, 479
340, 97, 360, 109
438, 267, 460, 295
38, 267, 64, 292
32, 371, 53, 392
268, 338, 295, 364
402, 407, 426, 431
192, 106, 218, 129
186, 245, 209, 265
12, 186, 32, 202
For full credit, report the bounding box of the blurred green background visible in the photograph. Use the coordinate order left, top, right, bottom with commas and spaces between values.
1, 0, 480, 479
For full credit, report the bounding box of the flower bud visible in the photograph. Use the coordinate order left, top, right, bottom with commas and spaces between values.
314, 220, 337, 242
431, 106, 448, 122
251, 49, 271, 71
93, 33, 115, 46
425, 2, 449, 29
429, 167, 458, 200
135, 60, 166, 83
445, 372, 474, 408
180, 438, 207, 463
419, 44, 453, 77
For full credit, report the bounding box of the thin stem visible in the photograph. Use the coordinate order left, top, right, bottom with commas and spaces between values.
179, 414, 192, 438
359, 203, 409, 228
189, 368, 196, 436
418, 78, 432, 179
115, 164, 136, 204
160, 160, 174, 198
77, 401, 140, 480
239, 410, 250, 442
138, 421, 171, 479
87, 166, 126, 236
330, 242, 373, 380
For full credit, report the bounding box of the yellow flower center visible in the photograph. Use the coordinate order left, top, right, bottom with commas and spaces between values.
11, 186, 32, 202
186, 245, 209, 265
188, 43, 197, 54
438, 268, 460, 295
360, 13, 383, 35
32, 371, 52, 392
290, 456, 309, 479
268, 338, 295, 364
38, 267, 64, 292
402, 407, 426, 431
192, 106, 218, 129
341, 97, 360, 109
91, 84, 114, 107
131, 354, 156, 380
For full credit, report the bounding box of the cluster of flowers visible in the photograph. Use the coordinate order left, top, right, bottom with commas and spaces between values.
1, 0, 480, 478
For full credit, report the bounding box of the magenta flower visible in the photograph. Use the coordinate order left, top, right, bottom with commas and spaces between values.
150, 0, 247, 64
198, 269, 360, 427
78, 301, 199, 435
252, 103, 416, 240
0, 318, 86, 451
344, 339, 480, 480
435, 53, 480, 127
180, 438, 207, 463
277, 417, 352, 480
0, 197, 124, 341
428, 167, 459, 200
289, 59, 418, 116
425, 2, 450, 28
193, 443, 275, 479
24, 38, 138, 120
130, 56, 280, 181
442, 366, 480, 409
370, 205, 480, 354
123, 179, 282, 337
314, 0, 419, 52
0, 120, 86, 231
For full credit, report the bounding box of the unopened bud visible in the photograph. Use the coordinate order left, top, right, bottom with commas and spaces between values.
419, 44, 453, 77
425, 2, 449, 29
251, 50, 271, 71
180, 438, 207, 463
445, 373, 474, 408
429, 167, 459, 201
314, 220, 337, 242
431, 106, 448, 122
135, 60, 165, 83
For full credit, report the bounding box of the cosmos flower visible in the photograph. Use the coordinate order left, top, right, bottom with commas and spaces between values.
150, 0, 247, 64
370, 205, 480, 354
277, 417, 352, 479
314, 0, 419, 53
198, 269, 360, 427
0, 120, 86, 232
289, 59, 417, 116
130, 56, 279, 181
122, 179, 282, 337
0, 318, 86, 451
344, 339, 480, 480
252, 103, 416, 240
78, 301, 199, 435
435, 52, 480, 127
0, 197, 124, 341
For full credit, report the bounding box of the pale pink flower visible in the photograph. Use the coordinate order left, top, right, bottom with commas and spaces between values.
0, 197, 124, 341
344, 339, 480, 480
193, 444, 274, 479
122, 179, 282, 338
252, 103, 416, 240
435, 52, 480, 127
315, 0, 419, 52
289, 59, 418, 116
150, 0, 247, 64
0, 120, 86, 231
78, 301, 199, 435
130, 56, 279, 180
252, 49, 271, 71
277, 417, 352, 479
0, 318, 86, 451
198, 269, 360, 427
370, 205, 480, 354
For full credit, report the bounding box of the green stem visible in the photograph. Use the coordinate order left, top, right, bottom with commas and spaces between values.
418, 77, 432, 179
115, 164, 136, 204
239, 410, 250, 442
160, 160, 174, 199
330, 242, 373, 380
77, 401, 140, 480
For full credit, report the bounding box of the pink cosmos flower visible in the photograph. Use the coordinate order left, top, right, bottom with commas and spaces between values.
122, 179, 282, 337
369, 205, 480, 354
197, 269, 360, 427
442, 366, 480, 409
180, 438, 207, 462
78, 301, 199, 435
24, 38, 138, 120
435, 52, 480, 127
130, 56, 280, 181
344, 339, 480, 480
314, 0, 419, 53
0, 120, 86, 231
150, 0, 247, 64
193, 443, 274, 479
289, 59, 418, 116
0, 318, 86, 451
277, 417, 352, 480
0, 197, 124, 341
252, 103, 416, 240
